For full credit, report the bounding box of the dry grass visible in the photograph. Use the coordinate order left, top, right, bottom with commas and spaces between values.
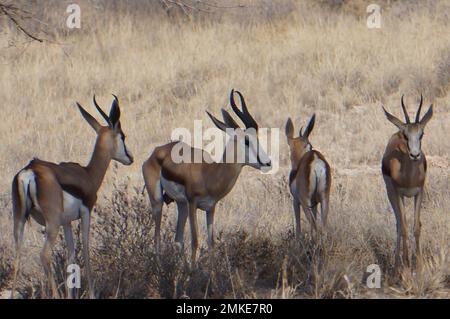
0, 1, 449, 298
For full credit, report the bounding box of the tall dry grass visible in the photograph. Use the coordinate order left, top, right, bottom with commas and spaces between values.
0, 1, 448, 298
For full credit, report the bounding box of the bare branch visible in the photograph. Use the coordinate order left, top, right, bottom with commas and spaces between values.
0, 2, 43, 42
159, 0, 246, 16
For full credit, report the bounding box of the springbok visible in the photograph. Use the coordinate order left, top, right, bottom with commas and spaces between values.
142, 89, 271, 263
381, 95, 433, 272
285, 114, 331, 239
11, 95, 134, 299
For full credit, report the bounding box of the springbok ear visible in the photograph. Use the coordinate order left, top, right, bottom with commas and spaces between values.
303, 114, 316, 138
206, 111, 230, 133
109, 95, 121, 128
382, 106, 404, 130
420, 104, 433, 127
285, 118, 294, 139
77, 102, 102, 133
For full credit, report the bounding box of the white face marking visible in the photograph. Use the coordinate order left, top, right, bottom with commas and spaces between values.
113, 134, 133, 165
235, 129, 270, 169
403, 125, 423, 160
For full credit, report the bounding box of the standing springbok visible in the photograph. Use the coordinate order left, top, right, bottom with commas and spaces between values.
142, 89, 271, 263
381, 95, 433, 272
285, 114, 331, 239
11, 95, 134, 299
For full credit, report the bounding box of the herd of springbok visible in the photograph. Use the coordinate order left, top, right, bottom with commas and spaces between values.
9, 90, 433, 298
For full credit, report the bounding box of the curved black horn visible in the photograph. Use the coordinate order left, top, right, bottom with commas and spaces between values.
229, 89, 258, 129
400, 95, 410, 123
230, 89, 246, 125
415, 94, 423, 123
93, 95, 112, 126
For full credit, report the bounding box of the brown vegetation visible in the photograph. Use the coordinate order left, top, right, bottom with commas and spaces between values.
0, 0, 448, 298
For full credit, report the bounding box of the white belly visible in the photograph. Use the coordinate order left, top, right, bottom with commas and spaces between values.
398, 187, 421, 197
62, 191, 84, 223
197, 196, 215, 211
160, 175, 215, 211
161, 175, 188, 202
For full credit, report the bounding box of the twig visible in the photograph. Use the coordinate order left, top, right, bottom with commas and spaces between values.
0, 3, 43, 42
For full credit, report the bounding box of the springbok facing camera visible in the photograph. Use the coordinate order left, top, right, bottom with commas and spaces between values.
142, 89, 271, 263
381, 95, 433, 272
11, 95, 134, 299
285, 114, 331, 239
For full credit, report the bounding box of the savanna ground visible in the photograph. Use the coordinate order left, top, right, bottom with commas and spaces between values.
0, 0, 449, 298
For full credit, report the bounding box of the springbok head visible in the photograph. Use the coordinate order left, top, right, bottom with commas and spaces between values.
76, 95, 134, 165
285, 114, 316, 164
206, 89, 272, 170
382, 95, 433, 161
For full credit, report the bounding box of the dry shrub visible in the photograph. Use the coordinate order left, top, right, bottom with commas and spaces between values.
0, 0, 449, 299
435, 48, 450, 97
0, 242, 13, 290
0, 196, 13, 291
93, 182, 154, 298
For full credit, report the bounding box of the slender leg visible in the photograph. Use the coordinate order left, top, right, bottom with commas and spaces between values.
293, 199, 302, 240
152, 201, 163, 256
320, 193, 330, 230
11, 176, 27, 300
188, 201, 199, 265
175, 201, 188, 250
398, 196, 409, 268
80, 207, 95, 299
41, 224, 59, 298
63, 223, 76, 299
206, 205, 216, 251
311, 206, 319, 234
384, 176, 404, 272
413, 189, 423, 271
301, 204, 317, 238
11, 218, 25, 299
